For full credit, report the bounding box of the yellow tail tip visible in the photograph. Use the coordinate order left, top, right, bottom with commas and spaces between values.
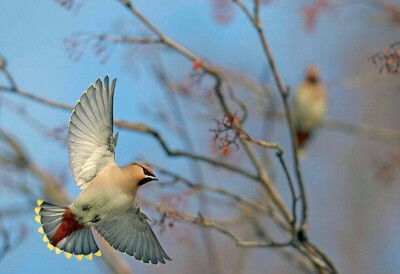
55, 248, 62, 254
34, 207, 41, 214
38, 227, 44, 234
43, 235, 49, 243
94, 250, 102, 257
47, 243, 54, 250
35, 215, 41, 224
37, 199, 44, 206
85, 254, 93, 260
75, 254, 83, 261
64, 252, 72, 259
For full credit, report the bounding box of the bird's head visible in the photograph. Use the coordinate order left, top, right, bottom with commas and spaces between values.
306, 65, 320, 84
129, 162, 159, 187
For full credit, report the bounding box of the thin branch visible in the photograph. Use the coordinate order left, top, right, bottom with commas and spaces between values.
151, 56, 222, 274
119, 0, 293, 225
251, 0, 308, 235
0, 87, 73, 110
241, 131, 297, 232
146, 161, 290, 230
239, 137, 291, 222
254, 0, 260, 24
221, 120, 297, 229
0, 59, 258, 182
0, 84, 259, 182
120, 0, 198, 61
292, 243, 332, 273
123, 121, 259, 179
273, 111, 400, 145
232, 0, 255, 23
232, 2, 337, 272
304, 242, 339, 274
225, 80, 249, 123
91, 34, 161, 44
322, 118, 400, 145
180, 212, 292, 248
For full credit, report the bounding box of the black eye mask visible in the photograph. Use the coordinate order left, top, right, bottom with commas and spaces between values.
142, 168, 152, 176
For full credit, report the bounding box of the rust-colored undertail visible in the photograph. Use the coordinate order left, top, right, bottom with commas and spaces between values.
52, 208, 84, 246
296, 131, 310, 149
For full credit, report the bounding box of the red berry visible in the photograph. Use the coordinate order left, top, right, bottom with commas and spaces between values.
193, 59, 202, 70
221, 146, 229, 154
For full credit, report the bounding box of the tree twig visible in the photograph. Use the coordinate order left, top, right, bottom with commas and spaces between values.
178, 212, 292, 248
252, 3, 308, 234
0, 83, 261, 181
145, 161, 290, 230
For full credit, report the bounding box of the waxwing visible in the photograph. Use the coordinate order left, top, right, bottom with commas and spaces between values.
35, 76, 171, 264
294, 66, 327, 153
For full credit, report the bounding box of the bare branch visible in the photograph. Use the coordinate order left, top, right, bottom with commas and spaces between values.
232, 0, 255, 23
0, 86, 73, 110
238, 126, 298, 231
273, 111, 400, 145
91, 34, 161, 44
178, 212, 292, 248
232, 1, 338, 272
322, 118, 400, 145
118, 0, 293, 226
235, 0, 308, 236
146, 161, 290, 230
0, 77, 260, 182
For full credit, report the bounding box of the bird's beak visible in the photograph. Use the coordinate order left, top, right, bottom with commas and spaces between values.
149, 176, 159, 181
139, 175, 159, 186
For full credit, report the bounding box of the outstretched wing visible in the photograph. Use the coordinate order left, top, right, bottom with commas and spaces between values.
68, 76, 119, 190
95, 207, 171, 264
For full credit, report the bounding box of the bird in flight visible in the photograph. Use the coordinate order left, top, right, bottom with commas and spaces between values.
34, 76, 171, 264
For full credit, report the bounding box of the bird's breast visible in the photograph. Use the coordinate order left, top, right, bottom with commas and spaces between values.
71, 176, 135, 226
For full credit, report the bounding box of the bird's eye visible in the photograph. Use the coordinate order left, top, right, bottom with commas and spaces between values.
143, 168, 151, 176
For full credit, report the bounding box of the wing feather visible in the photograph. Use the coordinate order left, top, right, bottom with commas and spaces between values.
95, 207, 171, 264
68, 76, 118, 190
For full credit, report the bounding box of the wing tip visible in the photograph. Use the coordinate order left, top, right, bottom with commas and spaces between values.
110, 77, 117, 93
164, 254, 172, 262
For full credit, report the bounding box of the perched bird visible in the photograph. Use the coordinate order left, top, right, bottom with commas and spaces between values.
294, 66, 327, 153
34, 76, 171, 264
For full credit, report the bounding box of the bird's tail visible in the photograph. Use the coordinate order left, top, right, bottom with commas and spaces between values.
296, 130, 310, 158
34, 200, 101, 260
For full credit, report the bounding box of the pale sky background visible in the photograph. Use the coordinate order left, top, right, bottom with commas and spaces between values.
1, 0, 400, 273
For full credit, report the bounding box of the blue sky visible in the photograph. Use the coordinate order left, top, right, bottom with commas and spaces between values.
1, 0, 400, 273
